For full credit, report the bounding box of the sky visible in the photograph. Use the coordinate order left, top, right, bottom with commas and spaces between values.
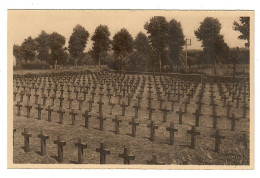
8, 10, 249, 51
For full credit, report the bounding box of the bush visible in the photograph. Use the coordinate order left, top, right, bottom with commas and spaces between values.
21, 62, 50, 70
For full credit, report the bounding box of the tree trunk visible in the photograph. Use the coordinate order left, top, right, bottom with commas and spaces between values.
99, 56, 101, 68
55, 59, 57, 70
75, 58, 78, 69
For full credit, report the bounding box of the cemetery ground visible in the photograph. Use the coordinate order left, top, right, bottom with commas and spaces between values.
12, 68, 250, 165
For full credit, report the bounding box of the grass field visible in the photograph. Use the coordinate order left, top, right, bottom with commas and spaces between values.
13, 71, 250, 165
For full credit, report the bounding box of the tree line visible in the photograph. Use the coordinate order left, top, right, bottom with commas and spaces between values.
13, 16, 249, 74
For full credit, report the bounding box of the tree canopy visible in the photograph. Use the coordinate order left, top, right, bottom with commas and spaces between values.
91, 25, 111, 67
194, 17, 229, 73
68, 24, 89, 66
49, 32, 66, 67
233, 17, 250, 48
20, 36, 37, 62
35, 30, 50, 62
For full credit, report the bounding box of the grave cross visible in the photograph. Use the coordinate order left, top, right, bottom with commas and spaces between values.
160, 107, 170, 122
97, 100, 104, 115
74, 138, 87, 164
192, 109, 203, 127
187, 126, 200, 149
46, 105, 53, 122
147, 155, 164, 165
112, 115, 122, 134
54, 136, 66, 163
97, 115, 106, 131
147, 120, 158, 142
21, 128, 32, 152
176, 108, 185, 124
129, 118, 139, 137
120, 102, 128, 116
211, 129, 225, 153
57, 107, 65, 124
166, 122, 178, 145
147, 106, 155, 120
237, 133, 248, 150
36, 104, 43, 120
118, 147, 135, 164
228, 113, 240, 131
37, 130, 49, 156
42, 94, 47, 106
82, 110, 91, 129
96, 143, 110, 164
15, 101, 22, 116
25, 104, 32, 118
210, 111, 221, 129
69, 109, 78, 125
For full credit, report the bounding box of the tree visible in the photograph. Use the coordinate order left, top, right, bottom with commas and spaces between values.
168, 19, 185, 70
13, 44, 24, 65
131, 32, 150, 71
68, 24, 89, 68
144, 16, 169, 74
194, 17, 229, 74
112, 28, 133, 74
20, 36, 37, 62
91, 25, 111, 67
35, 30, 50, 62
233, 17, 250, 48
49, 32, 66, 69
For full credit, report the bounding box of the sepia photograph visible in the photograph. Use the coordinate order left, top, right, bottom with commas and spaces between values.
7, 10, 254, 169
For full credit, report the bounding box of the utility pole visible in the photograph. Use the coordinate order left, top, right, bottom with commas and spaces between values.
185, 39, 191, 72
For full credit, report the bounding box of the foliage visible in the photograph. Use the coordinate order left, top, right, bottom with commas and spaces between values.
20, 59, 50, 70
20, 36, 37, 62
49, 32, 66, 66
144, 16, 169, 72
194, 17, 229, 73
13, 44, 24, 65
68, 24, 89, 66
35, 30, 50, 62
233, 17, 250, 48
91, 25, 111, 67
112, 28, 133, 57
168, 19, 185, 67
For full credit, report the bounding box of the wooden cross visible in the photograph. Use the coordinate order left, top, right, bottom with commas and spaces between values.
118, 147, 135, 164
96, 143, 110, 164
120, 102, 128, 116
21, 128, 32, 152
166, 122, 178, 145
129, 117, 139, 137
176, 108, 185, 124
57, 107, 65, 124
13, 128, 16, 146
54, 136, 66, 163
228, 113, 240, 131
147, 106, 155, 120
211, 129, 225, 153
25, 104, 32, 118
82, 110, 91, 129
97, 99, 104, 115
97, 115, 106, 131
192, 109, 202, 127
37, 130, 49, 156
46, 105, 53, 122
74, 138, 87, 164
187, 126, 200, 149
112, 115, 122, 134
237, 133, 248, 150
88, 99, 94, 112
36, 104, 43, 120
147, 154, 164, 165
147, 120, 158, 142
15, 101, 22, 116
69, 109, 78, 125
133, 104, 139, 118
210, 111, 221, 129
160, 107, 170, 122
226, 101, 232, 117
42, 94, 47, 106
108, 102, 115, 115
78, 98, 84, 110
242, 103, 249, 118
67, 96, 73, 109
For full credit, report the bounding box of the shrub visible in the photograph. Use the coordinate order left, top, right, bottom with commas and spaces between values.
21, 62, 50, 70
